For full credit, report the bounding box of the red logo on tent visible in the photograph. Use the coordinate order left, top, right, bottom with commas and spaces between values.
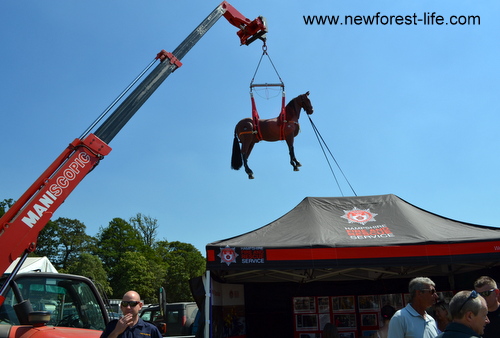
218, 246, 239, 266
341, 207, 378, 225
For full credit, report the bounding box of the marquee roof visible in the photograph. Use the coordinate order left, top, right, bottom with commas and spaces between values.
4, 256, 58, 274
206, 194, 500, 283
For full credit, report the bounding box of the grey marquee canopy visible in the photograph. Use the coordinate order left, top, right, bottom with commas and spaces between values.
206, 194, 500, 283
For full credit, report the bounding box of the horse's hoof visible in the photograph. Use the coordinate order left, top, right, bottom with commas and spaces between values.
297, 163, 302, 167
248, 174, 254, 179
293, 167, 300, 172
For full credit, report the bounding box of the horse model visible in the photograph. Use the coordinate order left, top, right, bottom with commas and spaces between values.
231, 91, 314, 179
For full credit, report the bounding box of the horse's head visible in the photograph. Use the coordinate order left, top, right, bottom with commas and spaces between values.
300, 91, 314, 115
285, 91, 314, 121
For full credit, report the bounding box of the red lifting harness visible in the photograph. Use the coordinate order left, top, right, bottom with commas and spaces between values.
249, 43, 285, 141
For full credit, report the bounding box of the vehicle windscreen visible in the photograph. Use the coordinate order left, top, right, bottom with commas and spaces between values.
140, 307, 162, 322
0, 275, 106, 330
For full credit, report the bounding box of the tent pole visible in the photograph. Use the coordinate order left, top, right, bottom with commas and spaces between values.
447, 265, 455, 290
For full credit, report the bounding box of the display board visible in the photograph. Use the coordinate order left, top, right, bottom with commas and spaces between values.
293, 293, 404, 338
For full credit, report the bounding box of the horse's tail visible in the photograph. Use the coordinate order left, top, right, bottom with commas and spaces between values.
231, 134, 242, 170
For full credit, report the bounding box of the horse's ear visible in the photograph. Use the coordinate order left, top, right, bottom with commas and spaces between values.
305, 91, 310, 96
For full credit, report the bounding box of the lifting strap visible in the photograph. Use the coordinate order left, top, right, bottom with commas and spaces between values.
250, 91, 262, 140
249, 43, 285, 141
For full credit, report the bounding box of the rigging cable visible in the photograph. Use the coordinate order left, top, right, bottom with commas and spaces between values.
248, 42, 286, 140
79, 57, 159, 140
250, 42, 284, 90
307, 115, 357, 197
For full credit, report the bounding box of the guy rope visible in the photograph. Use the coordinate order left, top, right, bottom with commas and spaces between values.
307, 115, 357, 196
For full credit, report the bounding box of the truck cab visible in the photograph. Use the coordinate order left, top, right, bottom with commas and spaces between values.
140, 302, 199, 337
0, 272, 108, 337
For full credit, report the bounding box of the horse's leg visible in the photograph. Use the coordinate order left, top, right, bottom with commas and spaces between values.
286, 137, 301, 171
234, 119, 257, 179
241, 138, 255, 179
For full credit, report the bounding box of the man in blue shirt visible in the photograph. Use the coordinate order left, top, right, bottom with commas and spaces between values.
388, 277, 440, 338
437, 290, 490, 337
101, 290, 162, 338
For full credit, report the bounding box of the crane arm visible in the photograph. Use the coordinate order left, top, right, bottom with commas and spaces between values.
0, 135, 111, 305
0, 1, 266, 305
95, 1, 266, 144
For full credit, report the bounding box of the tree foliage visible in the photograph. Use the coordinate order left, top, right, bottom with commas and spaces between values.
3, 196, 206, 305
66, 252, 112, 296
0, 198, 14, 217
155, 241, 206, 302
130, 213, 158, 248
35, 220, 60, 262
111, 252, 165, 303
37, 217, 94, 270
95, 218, 144, 268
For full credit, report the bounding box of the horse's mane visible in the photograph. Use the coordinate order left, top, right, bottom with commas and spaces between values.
283, 94, 304, 121
285, 94, 302, 109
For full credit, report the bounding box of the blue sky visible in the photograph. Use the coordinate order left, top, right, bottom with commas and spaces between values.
2, 1, 498, 256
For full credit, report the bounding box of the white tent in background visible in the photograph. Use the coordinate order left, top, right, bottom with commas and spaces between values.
4, 256, 58, 274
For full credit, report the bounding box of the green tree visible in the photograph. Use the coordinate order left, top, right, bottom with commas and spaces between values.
36, 217, 93, 270
130, 213, 158, 248
112, 251, 163, 302
35, 220, 60, 261
0, 198, 14, 217
155, 241, 205, 302
66, 253, 112, 295
95, 218, 144, 268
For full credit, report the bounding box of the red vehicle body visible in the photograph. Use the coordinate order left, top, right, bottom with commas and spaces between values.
0, 2, 266, 337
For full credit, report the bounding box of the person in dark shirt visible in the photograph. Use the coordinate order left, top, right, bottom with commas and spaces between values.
437, 290, 489, 338
473, 276, 500, 338
101, 290, 162, 338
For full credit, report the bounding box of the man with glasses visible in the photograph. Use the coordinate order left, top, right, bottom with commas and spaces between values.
388, 277, 439, 338
473, 276, 500, 338
101, 290, 162, 338
437, 290, 489, 337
